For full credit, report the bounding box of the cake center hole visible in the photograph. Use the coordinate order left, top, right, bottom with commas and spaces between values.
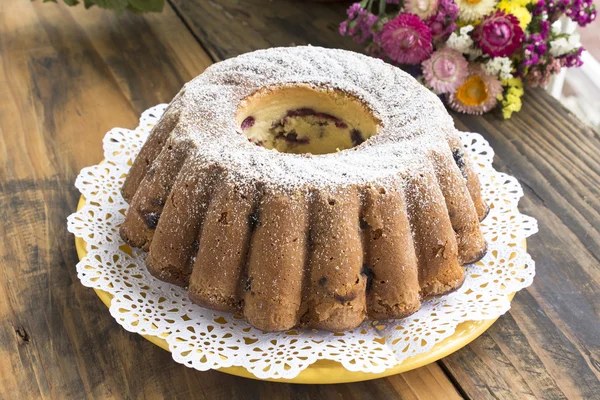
237, 86, 380, 155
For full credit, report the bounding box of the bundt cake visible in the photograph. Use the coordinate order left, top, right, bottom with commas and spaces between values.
120, 46, 488, 332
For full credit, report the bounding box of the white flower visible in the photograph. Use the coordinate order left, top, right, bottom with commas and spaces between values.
550, 33, 581, 57
404, 0, 439, 20
446, 25, 482, 59
446, 26, 474, 53
551, 20, 562, 35
456, 0, 497, 22
482, 57, 514, 79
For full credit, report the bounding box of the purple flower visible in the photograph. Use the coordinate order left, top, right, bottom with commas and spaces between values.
427, 0, 459, 41
539, 20, 551, 38
339, 21, 348, 36
563, 46, 585, 67
533, 0, 597, 27
520, 31, 551, 71
347, 3, 362, 19
339, 3, 379, 44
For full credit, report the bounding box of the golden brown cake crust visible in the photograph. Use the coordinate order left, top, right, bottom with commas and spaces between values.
302, 187, 367, 331
243, 188, 309, 331
361, 185, 421, 320
188, 179, 255, 311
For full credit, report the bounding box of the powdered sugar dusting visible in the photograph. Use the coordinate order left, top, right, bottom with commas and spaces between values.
163, 46, 456, 191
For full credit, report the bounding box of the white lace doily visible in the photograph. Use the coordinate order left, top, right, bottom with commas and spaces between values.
68, 104, 538, 380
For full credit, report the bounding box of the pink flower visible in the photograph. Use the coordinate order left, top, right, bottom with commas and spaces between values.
378, 13, 433, 64
422, 48, 468, 94
527, 57, 563, 87
474, 11, 524, 58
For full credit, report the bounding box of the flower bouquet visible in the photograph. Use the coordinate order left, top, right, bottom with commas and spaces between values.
340, 0, 597, 118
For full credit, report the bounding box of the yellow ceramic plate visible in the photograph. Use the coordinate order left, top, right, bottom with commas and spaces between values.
75, 195, 522, 384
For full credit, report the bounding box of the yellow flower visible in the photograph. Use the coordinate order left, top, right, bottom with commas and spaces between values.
502, 102, 521, 119
503, 77, 524, 90
457, 76, 490, 106
506, 93, 521, 103
497, 0, 534, 29
501, 77, 525, 119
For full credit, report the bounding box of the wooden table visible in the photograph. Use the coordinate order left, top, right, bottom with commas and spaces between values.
1, 1, 599, 399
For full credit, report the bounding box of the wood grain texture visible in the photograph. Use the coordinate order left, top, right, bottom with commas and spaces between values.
168, 0, 600, 399
0, 1, 462, 399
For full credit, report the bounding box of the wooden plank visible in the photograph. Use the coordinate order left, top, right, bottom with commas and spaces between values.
0, 1, 212, 399
169, 0, 600, 398
448, 98, 600, 399
169, 0, 362, 61
0, 1, 461, 399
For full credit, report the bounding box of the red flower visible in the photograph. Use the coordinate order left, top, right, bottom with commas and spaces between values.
474, 11, 524, 58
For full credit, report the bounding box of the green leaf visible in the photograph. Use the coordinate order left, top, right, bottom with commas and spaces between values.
378, 0, 386, 16
129, 0, 164, 12
126, 4, 145, 13
63, 0, 80, 5
94, 0, 128, 11
83, 0, 96, 8
41, 0, 58, 3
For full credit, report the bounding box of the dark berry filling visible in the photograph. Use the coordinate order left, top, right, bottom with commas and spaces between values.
285, 108, 348, 129
361, 264, 375, 291
335, 291, 358, 304
350, 129, 364, 146
359, 218, 369, 231
241, 106, 374, 154
285, 107, 315, 118
248, 137, 265, 147
241, 116, 255, 130
150, 197, 165, 207
452, 148, 468, 179
275, 131, 310, 144
142, 211, 161, 229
